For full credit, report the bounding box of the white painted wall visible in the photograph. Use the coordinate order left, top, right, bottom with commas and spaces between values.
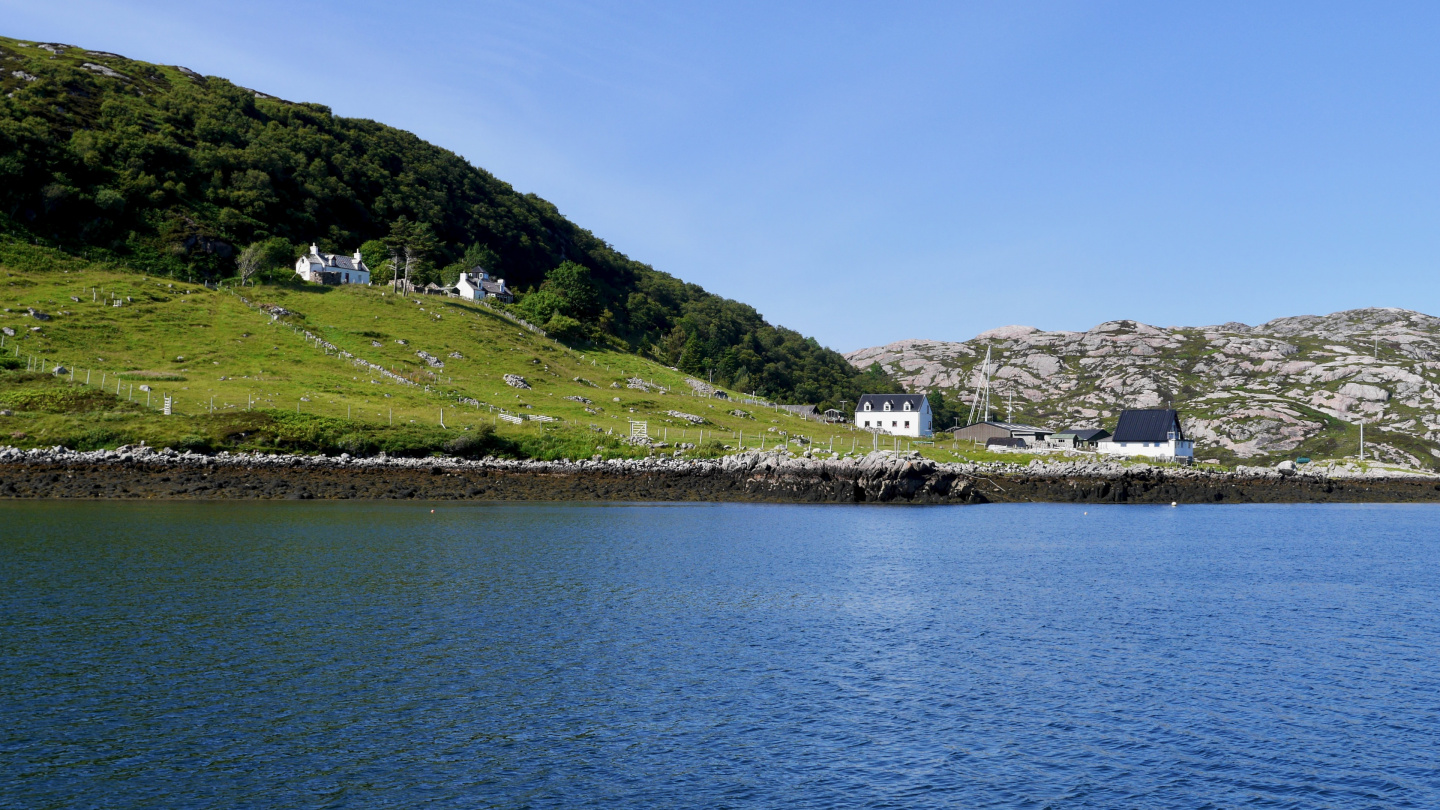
1096, 439, 1194, 458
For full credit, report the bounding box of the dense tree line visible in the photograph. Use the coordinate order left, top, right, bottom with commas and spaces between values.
0, 38, 899, 407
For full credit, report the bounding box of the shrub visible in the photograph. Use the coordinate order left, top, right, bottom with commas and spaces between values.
443, 425, 513, 458
693, 438, 728, 458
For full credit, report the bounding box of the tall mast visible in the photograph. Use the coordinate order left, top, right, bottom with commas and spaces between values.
966, 346, 994, 426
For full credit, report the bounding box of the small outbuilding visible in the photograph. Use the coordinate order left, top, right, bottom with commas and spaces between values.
951, 420, 1052, 446
1049, 427, 1111, 450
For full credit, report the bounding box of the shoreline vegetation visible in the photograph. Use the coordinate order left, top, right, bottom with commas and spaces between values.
3, 446, 1438, 504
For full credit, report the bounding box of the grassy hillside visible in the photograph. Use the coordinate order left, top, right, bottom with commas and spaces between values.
0, 35, 898, 408
0, 238, 929, 459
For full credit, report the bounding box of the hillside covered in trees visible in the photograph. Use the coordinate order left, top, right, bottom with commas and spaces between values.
0, 36, 898, 407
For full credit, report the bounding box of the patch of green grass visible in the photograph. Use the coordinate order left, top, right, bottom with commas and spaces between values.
0, 240, 1005, 462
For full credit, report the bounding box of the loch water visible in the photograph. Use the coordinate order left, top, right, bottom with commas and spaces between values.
2, 501, 1438, 808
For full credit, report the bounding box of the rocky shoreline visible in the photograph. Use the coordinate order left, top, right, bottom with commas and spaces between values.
2, 446, 1439, 503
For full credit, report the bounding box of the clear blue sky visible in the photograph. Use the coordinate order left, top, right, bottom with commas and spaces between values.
7, 1, 1440, 350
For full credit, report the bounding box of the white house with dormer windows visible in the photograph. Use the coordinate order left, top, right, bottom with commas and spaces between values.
855, 393, 932, 437
455, 267, 514, 303
295, 244, 370, 285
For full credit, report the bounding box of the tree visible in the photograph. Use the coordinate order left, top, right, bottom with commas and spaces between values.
541, 261, 598, 318
517, 289, 565, 325
543, 313, 586, 342
234, 237, 292, 285
358, 239, 387, 270
462, 243, 500, 272
236, 243, 263, 286
383, 217, 437, 292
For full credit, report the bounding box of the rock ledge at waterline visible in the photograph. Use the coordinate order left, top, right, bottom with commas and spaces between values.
2, 446, 1439, 503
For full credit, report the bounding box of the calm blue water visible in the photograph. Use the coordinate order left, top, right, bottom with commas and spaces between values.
2, 502, 1438, 808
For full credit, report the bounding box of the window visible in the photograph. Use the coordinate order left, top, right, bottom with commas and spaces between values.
864, 420, 870, 427
884, 402, 891, 411
891, 421, 897, 427
864, 403, 871, 411
904, 421, 910, 428
903, 402, 911, 411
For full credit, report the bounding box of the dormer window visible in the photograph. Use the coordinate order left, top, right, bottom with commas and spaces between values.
883, 402, 892, 412
863, 403, 871, 411
903, 402, 911, 411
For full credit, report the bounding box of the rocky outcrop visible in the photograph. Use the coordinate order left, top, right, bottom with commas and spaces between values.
2, 447, 1437, 504
847, 308, 1440, 466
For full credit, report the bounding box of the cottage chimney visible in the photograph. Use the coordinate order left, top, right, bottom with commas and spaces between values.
310, 243, 319, 255
353, 250, 363, 263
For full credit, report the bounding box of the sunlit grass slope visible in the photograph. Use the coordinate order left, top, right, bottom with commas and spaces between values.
0, 240, 927, 459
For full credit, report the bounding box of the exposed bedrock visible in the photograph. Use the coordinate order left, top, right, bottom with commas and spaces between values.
2, 448, 1439, 504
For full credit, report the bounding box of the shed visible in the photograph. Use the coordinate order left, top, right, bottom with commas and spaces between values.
951, 420, 1052, 445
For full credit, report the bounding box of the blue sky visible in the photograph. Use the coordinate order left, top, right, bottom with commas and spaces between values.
7, 1, 1440, 350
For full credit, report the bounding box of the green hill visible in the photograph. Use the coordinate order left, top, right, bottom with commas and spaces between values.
0, 238, 916, 459
0, 35, 898, 408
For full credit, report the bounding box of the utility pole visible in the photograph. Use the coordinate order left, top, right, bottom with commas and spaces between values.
1360, 419, 1365, 461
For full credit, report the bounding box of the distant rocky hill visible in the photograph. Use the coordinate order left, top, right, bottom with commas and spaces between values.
846, 308, 1440, 468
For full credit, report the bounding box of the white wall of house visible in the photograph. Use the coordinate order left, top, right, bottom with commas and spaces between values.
1096, 439, 1194, 458
455, 274, 480, 300
854, 401, 932, 437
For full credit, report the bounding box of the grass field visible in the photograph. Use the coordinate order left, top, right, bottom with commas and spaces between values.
0, 238, 977, 459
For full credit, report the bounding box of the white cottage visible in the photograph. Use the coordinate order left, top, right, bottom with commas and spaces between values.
1096, 409, 1194, 460
295, 244, 370, 285
855, 393, 933, 437
455, 268, 514, 303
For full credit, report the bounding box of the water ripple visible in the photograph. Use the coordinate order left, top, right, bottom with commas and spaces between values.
2, 502, 1439, 808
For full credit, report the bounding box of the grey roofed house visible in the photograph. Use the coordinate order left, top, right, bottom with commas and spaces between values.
1111, 409, 1184, 443
295, 243, 370, 285
856, 393, 928, 412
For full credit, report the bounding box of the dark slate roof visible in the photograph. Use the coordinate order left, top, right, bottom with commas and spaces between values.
1111, 410, 1183, 442
1057, 428, 1110, 441
481, 280, 509, 294
857, 394, 927, 412
986, 437, 1026, 447
309, 252, 366, 272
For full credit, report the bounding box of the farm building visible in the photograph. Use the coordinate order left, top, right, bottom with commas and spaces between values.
1097, 410, 1194, 460
854, 394, 932, 437
951, 420, 1053, 446
777, 404, 821, 419
1048, 427, 1111, 450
